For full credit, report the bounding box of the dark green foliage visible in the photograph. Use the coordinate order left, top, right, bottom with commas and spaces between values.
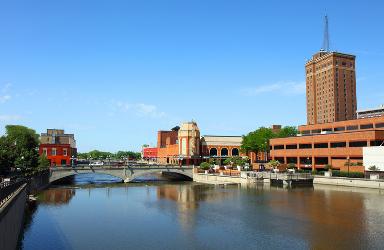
331, 170, 365, 178
0, 125, 40, 176
287, 163, 296, 169
241, 126, 298, 156
77, 150, 141, 160
200, 162, 210, 170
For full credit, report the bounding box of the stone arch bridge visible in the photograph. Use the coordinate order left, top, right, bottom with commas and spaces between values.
49, 165, 194, 183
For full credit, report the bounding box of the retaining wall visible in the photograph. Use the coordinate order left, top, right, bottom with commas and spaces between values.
0, 184, 27, 250
314, 176, 384, 189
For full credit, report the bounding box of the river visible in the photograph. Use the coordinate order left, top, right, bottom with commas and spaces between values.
19, 174, 384, 250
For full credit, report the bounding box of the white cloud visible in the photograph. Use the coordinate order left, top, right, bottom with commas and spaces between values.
0, 114, 22, 122
0, 95, 11, 103
115, 101, 166, 118
241, 81, 305, 96
0, 83, 12, 103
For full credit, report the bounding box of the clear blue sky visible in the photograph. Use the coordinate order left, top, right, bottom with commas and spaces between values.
1, 0, 384, 152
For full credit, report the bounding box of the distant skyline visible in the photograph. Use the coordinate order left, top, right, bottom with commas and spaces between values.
1, 0, 384, 152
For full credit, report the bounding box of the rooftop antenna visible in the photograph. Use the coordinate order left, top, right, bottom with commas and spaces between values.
322, 15, 330, 52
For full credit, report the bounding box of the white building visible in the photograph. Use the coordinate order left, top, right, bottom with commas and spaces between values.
363, 146, 384, 171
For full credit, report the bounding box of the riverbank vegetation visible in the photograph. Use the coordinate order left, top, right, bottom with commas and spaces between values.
77, 150, 141, 161
0, 125, 49, 177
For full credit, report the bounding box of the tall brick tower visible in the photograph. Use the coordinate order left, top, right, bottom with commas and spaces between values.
305, 17, 357, 125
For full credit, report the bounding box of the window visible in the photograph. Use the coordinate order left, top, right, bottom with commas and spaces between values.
334, 127, 345, 132
274, 145, 284, 150
301, 130, 310, 135
299, 144, 312, 149
314, 143, 328, 148
346, 125, 358, 131
376, 123, 384, 128
360, 124, 373, 129
63, 148, 68, 156
331, 142, 346, 148
311, 129, 321, 134
42, 148, 47, 156
371, 140, 384, 146
51, 148, 57, 156
322, 128, 332, 132
286, 144, 297, 149
349, 141, 367, 147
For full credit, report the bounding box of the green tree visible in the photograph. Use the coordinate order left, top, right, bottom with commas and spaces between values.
276, 126, 298, 138
38, 154, 50, 171
0, 125, 40, 176
0, 136, 15, 175
241, 127, 275, 156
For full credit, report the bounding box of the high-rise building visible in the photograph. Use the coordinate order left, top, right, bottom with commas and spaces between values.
306, 16, 357, 125
306, 51, 357, 124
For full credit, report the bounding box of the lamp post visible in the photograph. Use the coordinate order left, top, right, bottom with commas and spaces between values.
347, 157, 350, 178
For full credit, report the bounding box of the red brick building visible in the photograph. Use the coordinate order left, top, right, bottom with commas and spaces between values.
39, 129, 77, 167
142, 147, 158, 160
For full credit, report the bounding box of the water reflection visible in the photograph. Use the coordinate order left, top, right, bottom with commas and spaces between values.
38, 189, 76, 206
19, 175, 384, 250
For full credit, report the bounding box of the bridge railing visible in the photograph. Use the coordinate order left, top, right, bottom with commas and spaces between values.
0, 179, 26, 207
51, 164, 194, 170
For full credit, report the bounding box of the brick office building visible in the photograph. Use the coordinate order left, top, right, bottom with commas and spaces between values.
270, 39, 384, 172
39, 129, 77, 167
306, 51, 357, 125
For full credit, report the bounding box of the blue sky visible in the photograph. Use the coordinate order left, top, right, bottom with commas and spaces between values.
1, 0, 384, 152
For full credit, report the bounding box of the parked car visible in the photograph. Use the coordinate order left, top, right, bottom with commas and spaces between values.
89, 161, 104, 167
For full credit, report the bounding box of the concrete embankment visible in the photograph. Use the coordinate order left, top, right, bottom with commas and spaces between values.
193, 173, 269, 185
0, 183, 28, 250
194, 172, 384, 190
314, 176, 384, 189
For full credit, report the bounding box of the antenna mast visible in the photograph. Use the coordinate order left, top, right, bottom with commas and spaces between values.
322, 15, 330, 51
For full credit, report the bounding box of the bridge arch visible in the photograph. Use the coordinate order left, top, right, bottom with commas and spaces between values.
49, 167, 193, 184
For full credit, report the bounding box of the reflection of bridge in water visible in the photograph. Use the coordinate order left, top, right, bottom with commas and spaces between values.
49, 165, 194, 183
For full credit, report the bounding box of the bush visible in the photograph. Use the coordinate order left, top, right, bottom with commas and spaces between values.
200, 162, 210, 170
331, 170, 364, 178
324, 164, 333, 171
287, 163, 296, 169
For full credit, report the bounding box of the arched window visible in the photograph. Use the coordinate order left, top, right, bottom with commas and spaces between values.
232, 148, 239, 156
221, 148, 228, 156
209, 148, 218, 156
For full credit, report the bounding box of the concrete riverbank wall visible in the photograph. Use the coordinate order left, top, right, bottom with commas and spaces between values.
193, 173, 269, 185
314, 176, 384, 189
194, 173, 384, 189
0, 183, 28, 250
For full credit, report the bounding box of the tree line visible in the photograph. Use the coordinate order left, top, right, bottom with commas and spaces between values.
77, 150, 141, 161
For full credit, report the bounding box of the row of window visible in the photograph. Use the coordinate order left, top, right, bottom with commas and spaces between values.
302, 122, 384, 135
272, 140, 384, 150
42, 148, 68, 156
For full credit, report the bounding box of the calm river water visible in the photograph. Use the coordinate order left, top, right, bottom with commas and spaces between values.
20, 174, 384, 250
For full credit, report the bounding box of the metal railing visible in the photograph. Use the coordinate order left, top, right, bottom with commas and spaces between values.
0, 179, 26, 207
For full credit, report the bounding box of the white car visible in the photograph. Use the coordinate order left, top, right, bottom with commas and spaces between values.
89, 161, 104, 167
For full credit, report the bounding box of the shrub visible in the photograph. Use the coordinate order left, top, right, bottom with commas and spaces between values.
287, 163, 296, 169
324, 164, 333, 171
368, 165, 379, 171
331, 170, 364, 178
200, 162, 210, 170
